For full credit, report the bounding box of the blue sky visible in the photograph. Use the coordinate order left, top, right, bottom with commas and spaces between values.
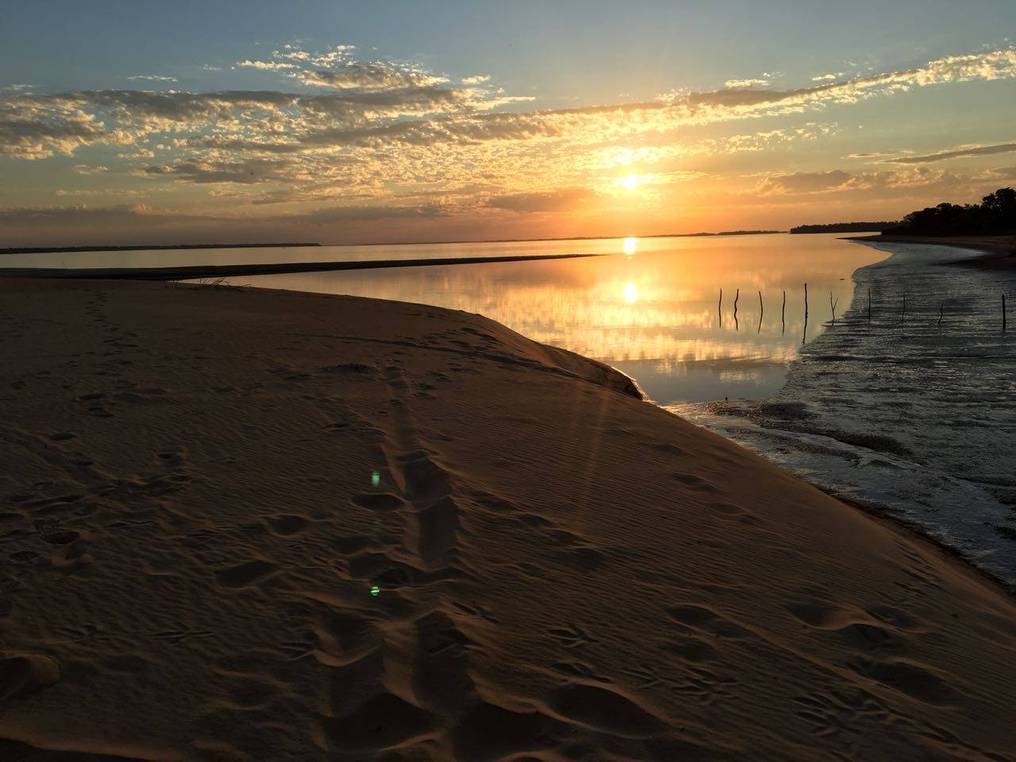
2, 1, 1015, 244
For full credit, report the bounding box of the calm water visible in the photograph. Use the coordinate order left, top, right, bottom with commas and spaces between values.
238, 234, 884, 403
7, 233, 879, 403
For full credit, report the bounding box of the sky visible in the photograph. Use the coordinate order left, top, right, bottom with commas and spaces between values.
2, 0, 1016, 246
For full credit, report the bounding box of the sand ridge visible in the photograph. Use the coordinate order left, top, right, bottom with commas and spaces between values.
0, 278, 1014, 760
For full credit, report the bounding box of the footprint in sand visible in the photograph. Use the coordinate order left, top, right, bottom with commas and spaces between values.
849, 658, 960, 705
265, 514, 311, 536
548, 682, 667, 738
323, 692, 438, 752
667, 604, 753, 639
214, 560, 278, 589
672, 473, 719, 492
350, 493, 405, 511
0, 654, 60, 701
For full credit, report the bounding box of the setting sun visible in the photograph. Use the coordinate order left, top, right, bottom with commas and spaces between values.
622, 236, 638, 255
617, 174, 642, 191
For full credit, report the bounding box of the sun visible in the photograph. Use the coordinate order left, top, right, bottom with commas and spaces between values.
618, 174, 641, 191
622, 236, 638, 255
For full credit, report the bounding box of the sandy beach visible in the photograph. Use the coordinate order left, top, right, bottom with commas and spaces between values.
2, 277, 1015, 760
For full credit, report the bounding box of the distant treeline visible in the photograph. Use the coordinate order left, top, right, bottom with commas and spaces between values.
790, 222, 899, 234
0, 242, 321, 255
684, 230, 782, 237
891, 187, 1016, 236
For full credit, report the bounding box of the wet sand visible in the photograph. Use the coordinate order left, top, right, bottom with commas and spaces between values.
854, 233, 1016, 269
1, 278, 1014, 760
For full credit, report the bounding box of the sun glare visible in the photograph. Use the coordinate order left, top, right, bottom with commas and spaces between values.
623, 282, 639, 303
622, 236, 638, 255
618, 174, 641, 191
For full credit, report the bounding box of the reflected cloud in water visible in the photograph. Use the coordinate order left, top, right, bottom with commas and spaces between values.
246, 234, 885, 403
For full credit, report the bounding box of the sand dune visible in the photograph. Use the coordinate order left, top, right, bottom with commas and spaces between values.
0, 278, 1014, 760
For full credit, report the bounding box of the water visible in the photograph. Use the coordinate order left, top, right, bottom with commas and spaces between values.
6, 233, 875, 402
671, 242, 1016, 588
236, 234, 881, 403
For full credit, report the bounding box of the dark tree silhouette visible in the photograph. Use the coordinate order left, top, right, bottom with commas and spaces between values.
892, 188, 1016, 236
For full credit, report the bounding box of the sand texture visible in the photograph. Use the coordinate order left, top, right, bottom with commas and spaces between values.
0, 278, 1014, 760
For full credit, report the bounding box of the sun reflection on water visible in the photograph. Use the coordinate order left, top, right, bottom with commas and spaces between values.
245, 235, 887, 403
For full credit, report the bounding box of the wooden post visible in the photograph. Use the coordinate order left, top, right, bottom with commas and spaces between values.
803, 283, 809, 346
718, 288, 723, 327
938, 302, 944, 328
758, 290, 764, 334
781, 289, 786, 334
829, 293, 838, 323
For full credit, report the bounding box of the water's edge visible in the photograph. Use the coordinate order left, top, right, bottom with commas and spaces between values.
668, 241, 1016, 592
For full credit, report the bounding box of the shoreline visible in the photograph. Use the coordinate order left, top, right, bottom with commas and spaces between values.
0, 230, 783, 257
851, 233, 1016, 269
0, 251, 600, 281
2, 277, 1015, 758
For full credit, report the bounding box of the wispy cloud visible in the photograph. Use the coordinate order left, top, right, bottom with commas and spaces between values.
127, 74, 178, 83
887, 141, 1016, 164
724, 77, 771, 89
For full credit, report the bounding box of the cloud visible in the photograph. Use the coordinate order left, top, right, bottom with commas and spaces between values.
235, 60, 298, 71
486, 187, 600, 213
127, 74, 178, 83
4, 46, 1015, 165
988, 165, 1016, 179
287, 203, 447, 224
724, 78, 770, 89
888, 141, 1016, 164
296, 62, 448, 91
143, 158, 294, 184
811, 72, 844, 82
0, 203, 215, 227
759, 170, 852, 194
462, 75, 491, 85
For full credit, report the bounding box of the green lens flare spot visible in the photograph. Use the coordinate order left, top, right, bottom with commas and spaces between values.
371, 471, 380, 487
370, 584, 381, 597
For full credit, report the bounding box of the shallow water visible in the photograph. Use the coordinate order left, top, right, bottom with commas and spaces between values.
670, 242, 1016, 588
5, 233, 880, 403
237, 234, 881, 403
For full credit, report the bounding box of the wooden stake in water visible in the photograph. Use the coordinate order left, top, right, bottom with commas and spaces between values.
803, 283, 809, 345
829, 292, 839, 323
718, 288, 723, 327
938, 302, 944, 328
734, 288, 740, 330
758, 290, 764, 334
781, 289, 786, 335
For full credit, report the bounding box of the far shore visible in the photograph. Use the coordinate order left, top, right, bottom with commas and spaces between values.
1, 276, 1014, 758
852, 233, 1016, 269
0, 251, 600, 281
